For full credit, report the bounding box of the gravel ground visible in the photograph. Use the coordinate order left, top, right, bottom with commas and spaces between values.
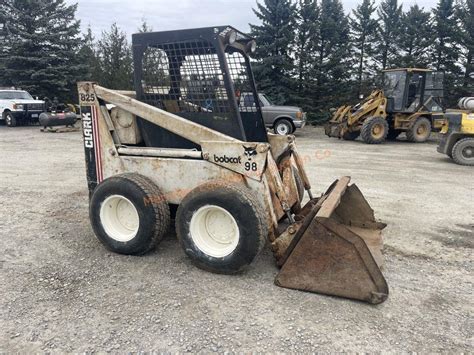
0, 125, 472, 352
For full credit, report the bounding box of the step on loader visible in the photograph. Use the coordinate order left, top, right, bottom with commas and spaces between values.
326, 68, 446, 144
78, 26, 388, 304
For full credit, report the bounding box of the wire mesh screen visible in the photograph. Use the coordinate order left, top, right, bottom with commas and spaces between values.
226, 52, 259, 113
140, 40, 257, 116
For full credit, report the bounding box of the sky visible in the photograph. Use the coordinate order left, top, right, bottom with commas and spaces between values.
66, 0, 439, 39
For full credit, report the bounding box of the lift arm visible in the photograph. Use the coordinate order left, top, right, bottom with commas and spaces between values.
80, 82, 239, 146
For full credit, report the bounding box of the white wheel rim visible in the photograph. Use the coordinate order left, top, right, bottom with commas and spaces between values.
189, 205, 239, 258
277, 123, 289, 135
100, 195, 140, 242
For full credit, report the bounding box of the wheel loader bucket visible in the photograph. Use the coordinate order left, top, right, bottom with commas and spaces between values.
273, 177, 389, 304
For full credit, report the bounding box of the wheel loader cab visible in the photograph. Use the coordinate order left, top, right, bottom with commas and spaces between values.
383, 69, 444, 114
132, 26, 267, 150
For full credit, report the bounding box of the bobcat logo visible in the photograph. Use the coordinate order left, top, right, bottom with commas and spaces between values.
243, 145, 258, 161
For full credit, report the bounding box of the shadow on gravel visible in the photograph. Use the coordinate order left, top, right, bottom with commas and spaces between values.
429, 225, 474, 249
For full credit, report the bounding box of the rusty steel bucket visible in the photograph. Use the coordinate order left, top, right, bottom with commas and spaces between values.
272, 177, 388, 304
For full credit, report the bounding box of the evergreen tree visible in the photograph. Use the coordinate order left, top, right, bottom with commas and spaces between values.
374, 0, 402, 70
432, 0, 462, 106
432, 0, 460, 72
0, 2, 9, 77
138, 19, 153, 33
77, 26, 102, 82
311, 0, 353, 117
294, 0, 319, 109
350, 0, 378, 95
456, 0, 474, 93
250, 0, 297, 104
395, 5, 433, 68
0, 0, 83, 100
97, 23, 133, 90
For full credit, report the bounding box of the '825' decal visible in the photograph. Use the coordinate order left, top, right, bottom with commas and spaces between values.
80, 93, 95, 103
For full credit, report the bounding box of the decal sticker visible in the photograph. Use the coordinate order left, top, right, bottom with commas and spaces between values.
243, 145, 257, 160
82, 112, 94, 148
213, 154, 242, 164
81, 105, 103, 192
91, 105, 103, 183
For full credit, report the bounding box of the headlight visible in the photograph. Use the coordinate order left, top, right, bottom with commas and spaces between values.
225, 30, 237, 45
296, 111, 303, 119
246, 40, 257, 54
13, 104, 24, 110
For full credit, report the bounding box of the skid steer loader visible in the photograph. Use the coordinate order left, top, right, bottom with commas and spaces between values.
78, 26, 388, 304
326, 68, 446, 144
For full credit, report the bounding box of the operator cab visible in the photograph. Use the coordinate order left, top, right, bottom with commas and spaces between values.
132, 26, 267, 150
383, 68, 444, 114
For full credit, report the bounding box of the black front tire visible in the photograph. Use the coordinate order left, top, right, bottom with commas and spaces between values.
5, 112, 17, 127
360, 117, 388, 144
176, 182, 267, 274
452, 137, 474, 166
274, 119, 294, 135
89, 173, 170, 255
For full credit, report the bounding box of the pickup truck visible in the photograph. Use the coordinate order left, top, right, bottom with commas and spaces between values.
0, 89, 45, 127
240, 92, 306, 135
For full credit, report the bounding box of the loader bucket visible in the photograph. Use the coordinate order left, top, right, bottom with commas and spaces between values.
273, 177, 388, 304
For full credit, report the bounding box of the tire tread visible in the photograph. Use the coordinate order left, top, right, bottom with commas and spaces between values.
90, 173, 170, 255
360, 117, 388, 144
452, 137, 474, 166
119, 173, 171, 254
406, 117, 431, 143
176, 181, 267, 273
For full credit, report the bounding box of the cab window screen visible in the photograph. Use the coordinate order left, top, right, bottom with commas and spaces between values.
384, 71, 406, 111
141, 41, 230, 114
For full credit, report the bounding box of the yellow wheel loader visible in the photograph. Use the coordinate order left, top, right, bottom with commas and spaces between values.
78, 26, 388, 304
438, 97, 474, 166
326, 68, 446, 144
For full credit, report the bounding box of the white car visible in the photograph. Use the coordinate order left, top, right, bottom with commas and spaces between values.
0, 89, 45, 127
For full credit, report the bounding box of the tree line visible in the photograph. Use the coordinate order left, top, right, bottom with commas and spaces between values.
0, 0, 139, 102
0, 0, 472, 122
251, 0, 473, 121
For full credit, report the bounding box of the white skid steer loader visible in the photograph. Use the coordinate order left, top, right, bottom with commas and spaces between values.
78, 26, 388, 304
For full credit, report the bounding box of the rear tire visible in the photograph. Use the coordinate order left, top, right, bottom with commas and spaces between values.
452, 138, 474, 166
89, 173, 170, 255
176, 182, 267, 274
406, 117, 431, 143
274, 118, 294, 135
360, 117, 388, 144
5, 112, 17, 127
